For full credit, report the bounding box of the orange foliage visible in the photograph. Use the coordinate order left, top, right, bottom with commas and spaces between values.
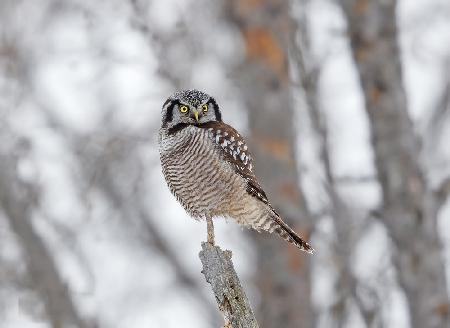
243, 27, 287, 80
287, 243, 305, 271
279, 182, 301, 203
370, 85, 381, 104
355, 45, 370, 63
287, 227, 310, 271
352, 0, 369, 15
435, 302, 450, 316
255, 135, 291, 162
236, 0, 264, 14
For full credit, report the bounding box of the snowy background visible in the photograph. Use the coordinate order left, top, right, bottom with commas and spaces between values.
0, 0, 449, 327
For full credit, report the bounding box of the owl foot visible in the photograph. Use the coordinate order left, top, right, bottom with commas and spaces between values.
206, 217, 215, 245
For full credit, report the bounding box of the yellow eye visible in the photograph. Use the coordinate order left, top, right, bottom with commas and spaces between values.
179, 105, 189, 113
202, 104, 208, 113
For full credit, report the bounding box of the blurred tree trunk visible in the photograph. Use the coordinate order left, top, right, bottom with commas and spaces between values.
291, 6, 382, 326
339, 1, 450, 327
1, 21, 90, 327
224, 1, 315, 327
0, 156, 90, 328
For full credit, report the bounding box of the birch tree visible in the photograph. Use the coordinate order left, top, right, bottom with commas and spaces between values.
338, 1, 450, 327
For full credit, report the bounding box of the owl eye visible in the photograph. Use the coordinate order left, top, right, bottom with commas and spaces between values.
202, 104, 208, 113
179, 105, 189, 113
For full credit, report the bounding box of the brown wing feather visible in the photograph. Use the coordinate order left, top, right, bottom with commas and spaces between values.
197, 121, 314, 253
197, 121, 272, 207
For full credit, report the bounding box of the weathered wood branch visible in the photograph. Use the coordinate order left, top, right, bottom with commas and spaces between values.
199, 242, 259, 328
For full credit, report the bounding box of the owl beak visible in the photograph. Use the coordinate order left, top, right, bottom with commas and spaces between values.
193, 110, 200, 122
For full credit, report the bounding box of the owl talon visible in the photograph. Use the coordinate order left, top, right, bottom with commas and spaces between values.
207, 218, 215, 245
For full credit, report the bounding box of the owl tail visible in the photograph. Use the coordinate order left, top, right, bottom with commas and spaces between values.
270, 214, 314, 254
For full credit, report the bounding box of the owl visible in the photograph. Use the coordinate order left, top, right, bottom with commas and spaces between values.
159, 89, 313, 253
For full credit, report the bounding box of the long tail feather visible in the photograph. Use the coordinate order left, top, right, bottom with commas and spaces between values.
270, 214, 314, 254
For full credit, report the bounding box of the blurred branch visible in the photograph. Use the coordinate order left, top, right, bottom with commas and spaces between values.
428, 71, 450, 135
136, 206, 219, 321
199, 242, 259, 328
1, 17, 93, 326
129, 0, 185, 89
67, 128, 219, 324
435, 176, 450, 207
349, 276, 384, 328
0, 156, 92, 328
39, 108, 220, 325
334, 175, 376, 184
291, 3, 383, 324
425, 59, 450, 149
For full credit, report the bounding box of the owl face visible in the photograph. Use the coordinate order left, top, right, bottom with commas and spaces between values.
161, 89, 222, 130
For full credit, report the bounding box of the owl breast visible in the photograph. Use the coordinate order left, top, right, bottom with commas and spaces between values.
159, 126, 247, 220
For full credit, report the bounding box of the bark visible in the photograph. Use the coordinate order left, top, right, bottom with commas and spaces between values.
223, 1, 315, 327
339, 1, 450, 327
199, 242, 259, 328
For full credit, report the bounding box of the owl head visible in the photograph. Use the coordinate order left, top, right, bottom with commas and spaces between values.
161, 89, 222, 130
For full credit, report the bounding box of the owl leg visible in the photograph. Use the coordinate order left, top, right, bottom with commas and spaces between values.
206, 217, 215, 245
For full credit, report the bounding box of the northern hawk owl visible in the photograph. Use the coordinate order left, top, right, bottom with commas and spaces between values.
159, 89, 313, 253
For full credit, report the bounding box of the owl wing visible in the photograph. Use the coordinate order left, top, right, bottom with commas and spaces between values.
197, 121, 313, 253
198, 121, 272, 208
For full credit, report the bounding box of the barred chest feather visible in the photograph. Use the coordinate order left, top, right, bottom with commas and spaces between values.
159, 125, 249, 219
